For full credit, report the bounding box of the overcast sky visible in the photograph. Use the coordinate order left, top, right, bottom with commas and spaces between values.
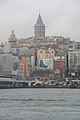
0, 0, 80, 43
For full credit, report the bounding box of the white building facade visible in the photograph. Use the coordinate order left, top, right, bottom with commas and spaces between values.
68, 48, 80, 71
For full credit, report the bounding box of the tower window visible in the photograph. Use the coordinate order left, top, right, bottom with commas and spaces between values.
40, 51, 43, 53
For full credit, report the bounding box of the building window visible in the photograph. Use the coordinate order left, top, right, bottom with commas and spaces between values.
40, 51, 43, 53
0, 65, 3, 72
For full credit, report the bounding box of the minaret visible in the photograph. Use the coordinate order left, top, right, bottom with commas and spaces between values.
8, 30, 17, 46
34, 13, 45, 39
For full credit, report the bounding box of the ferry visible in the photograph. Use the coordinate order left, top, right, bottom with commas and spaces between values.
0, 77, 29, 88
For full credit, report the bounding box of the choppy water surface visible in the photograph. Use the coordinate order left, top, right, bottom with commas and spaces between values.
0, 88, 80, 120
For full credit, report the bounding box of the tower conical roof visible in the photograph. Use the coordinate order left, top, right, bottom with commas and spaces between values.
34, 13, 45, 38
36, 13, 44, 25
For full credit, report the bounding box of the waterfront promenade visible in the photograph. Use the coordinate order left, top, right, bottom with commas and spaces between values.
0, 77, 80, 89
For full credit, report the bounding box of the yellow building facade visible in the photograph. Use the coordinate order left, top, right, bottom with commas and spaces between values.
37, 47, 55, 59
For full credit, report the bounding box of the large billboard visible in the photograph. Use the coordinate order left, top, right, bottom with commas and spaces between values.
38, 59, 53, 70
12, 55, 19, 75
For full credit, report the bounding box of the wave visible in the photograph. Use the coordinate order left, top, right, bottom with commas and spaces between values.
0, 98, 33, 101
0, 98, 66, 102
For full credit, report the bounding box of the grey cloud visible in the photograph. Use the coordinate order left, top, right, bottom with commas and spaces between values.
0, 0, 80, 42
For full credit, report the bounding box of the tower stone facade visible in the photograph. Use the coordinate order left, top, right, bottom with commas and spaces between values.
34, 13, 45, 39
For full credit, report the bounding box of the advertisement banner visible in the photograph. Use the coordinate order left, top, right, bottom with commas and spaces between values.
38, 59, 53, 70
12, 55, 19, 75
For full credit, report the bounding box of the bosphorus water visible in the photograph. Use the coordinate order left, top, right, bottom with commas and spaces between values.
0, 88, 80, 120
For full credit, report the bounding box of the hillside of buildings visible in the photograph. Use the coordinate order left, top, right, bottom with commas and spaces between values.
0, 13, 80, 82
